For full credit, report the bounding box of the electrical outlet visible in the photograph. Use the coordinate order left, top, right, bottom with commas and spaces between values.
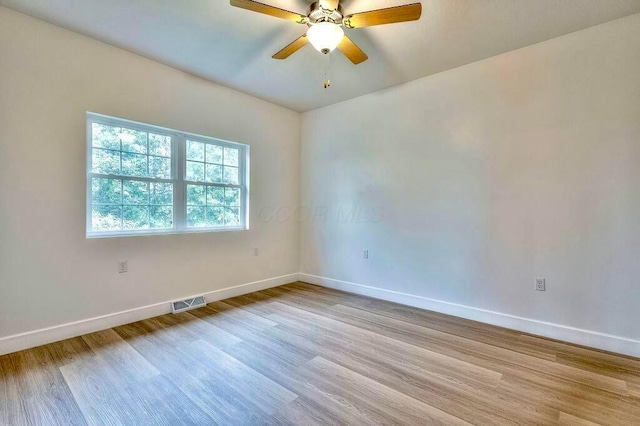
535, 277, 546, 291
118, 260, 128, 273
363, 249, 369, 259
253, 248, 259, 256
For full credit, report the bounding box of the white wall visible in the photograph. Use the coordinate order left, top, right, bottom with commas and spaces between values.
2, 4, 640, 357
0, 7, 300, 339
301, 13, 640, 348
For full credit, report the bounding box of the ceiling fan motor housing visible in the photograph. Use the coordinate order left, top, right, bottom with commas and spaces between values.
307, 1, 344, 25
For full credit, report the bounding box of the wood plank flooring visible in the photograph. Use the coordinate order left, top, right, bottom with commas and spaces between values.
1, 282, 639, 425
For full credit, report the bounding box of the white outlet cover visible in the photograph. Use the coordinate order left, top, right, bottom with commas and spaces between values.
535, 278, 546, 291
118, 260, 128, 273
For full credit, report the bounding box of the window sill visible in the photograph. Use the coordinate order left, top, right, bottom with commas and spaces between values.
86, 226, 248, 239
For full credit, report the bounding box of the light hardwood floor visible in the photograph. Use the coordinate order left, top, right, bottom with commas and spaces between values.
1, 282, 639, 425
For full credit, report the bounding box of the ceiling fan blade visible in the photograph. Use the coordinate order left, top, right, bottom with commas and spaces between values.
345, 3, 422, 28
230, 0, 306, 23
337, 36, 368, 65
319, 0, 340, 10
273, 35, 309, 59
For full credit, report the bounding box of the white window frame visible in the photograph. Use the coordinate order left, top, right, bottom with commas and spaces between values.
86, 112, 249, 238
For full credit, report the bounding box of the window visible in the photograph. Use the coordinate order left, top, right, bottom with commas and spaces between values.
86, 113, 249, 237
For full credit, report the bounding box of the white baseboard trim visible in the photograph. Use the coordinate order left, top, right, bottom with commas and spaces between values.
0, 273, 299, 356
299, 273, 640, 358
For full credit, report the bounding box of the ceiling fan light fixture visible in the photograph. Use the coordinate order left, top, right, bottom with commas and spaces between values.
231, 0, 423, 64
307, 22, 344, 54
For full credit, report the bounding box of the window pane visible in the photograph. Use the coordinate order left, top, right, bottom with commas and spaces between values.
224, 207, 240, 226
224, 147, 239, 166
149, 156, 171, 179
187, 206, 206, 227
206, 144, 223, 164
186, 185, 206, 206
123, 205, 149, 230
92, 178, 121, 204
186, 161, 204, 181
205, 164, 222, 183
187, 141, 204, 161
207, 187, 224, 205
122, 180, 148, 205
150, 206, 173, 229
120, 128, 147, 154
92, 148, 121, 174
150, 182, 173, 205
92, 123, 120, 150
92, 205, 122, 231
223, 166, 239, 185
224, 188, 240, 206
206, 207, 224, 227
149, 133, 171, 157
121, 152, 148, 177
88, 116, 247, 235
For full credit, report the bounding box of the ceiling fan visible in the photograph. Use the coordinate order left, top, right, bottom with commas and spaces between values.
230, 0, 422, 64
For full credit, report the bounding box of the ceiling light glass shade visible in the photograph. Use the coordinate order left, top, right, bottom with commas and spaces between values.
307, 22, 344, 54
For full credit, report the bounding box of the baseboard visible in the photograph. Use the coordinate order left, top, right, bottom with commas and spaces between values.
299, 273, 640, 358
0, 273, 299, 356
5, 272, 638, 358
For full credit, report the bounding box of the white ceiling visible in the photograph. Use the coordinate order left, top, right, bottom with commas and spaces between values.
2, 0, 640, 111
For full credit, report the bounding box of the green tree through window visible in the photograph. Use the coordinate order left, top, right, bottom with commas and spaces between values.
87, 114, 248, 237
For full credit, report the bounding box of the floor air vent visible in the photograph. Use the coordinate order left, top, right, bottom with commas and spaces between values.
171, 295, 206, 313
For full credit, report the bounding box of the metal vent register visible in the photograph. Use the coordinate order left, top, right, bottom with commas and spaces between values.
171, 296, 206, 313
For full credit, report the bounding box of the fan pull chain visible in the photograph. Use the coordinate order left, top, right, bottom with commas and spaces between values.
323, 52, 331, 89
